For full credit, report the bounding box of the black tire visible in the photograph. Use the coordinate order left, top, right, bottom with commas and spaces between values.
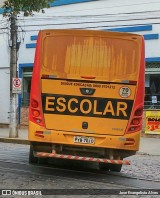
110, 164, 122, 172
29, 145, 38, 164
99, 163, 110, 171
38, 157, 49, 165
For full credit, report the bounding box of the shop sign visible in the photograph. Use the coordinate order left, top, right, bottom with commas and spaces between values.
145, 111, 160, 134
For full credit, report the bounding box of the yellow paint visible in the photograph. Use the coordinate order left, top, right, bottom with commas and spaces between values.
29, 121, 140, 151
29, 29, 142, 154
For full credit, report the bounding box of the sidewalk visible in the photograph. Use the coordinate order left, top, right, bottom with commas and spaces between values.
0, 127, 160, 156
0, 127, 28, 144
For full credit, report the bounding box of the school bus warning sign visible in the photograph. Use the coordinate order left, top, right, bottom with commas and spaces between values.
12, 78, 22, 93
145, 111, 160, 134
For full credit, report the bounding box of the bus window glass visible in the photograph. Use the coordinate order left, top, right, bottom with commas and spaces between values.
42, 35, 140, 81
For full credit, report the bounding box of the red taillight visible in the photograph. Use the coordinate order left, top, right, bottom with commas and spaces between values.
81, 75, 96, 79
30, 97, 45, 126
126, 107, 143, 134
135, 109, 143, 116
31, 100, 38, 108
132, 118, 140, 125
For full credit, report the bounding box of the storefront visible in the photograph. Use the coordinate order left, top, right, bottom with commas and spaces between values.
145, 61, 160, 110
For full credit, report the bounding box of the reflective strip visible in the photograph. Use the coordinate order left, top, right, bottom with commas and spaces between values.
36, 152, 130, 165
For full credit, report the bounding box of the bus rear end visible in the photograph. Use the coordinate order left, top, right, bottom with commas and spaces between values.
29, 29, 145, 171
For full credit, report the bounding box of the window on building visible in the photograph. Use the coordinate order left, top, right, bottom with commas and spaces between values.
144, 62, 160, 109
21, 68, 32, 107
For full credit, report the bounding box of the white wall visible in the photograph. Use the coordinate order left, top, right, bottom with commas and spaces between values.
0, 14, 10, 124
17, 0, 160, 64
0, 68, 10, 124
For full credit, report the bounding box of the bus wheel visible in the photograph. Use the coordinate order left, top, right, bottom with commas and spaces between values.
29, 145, 38, 164
38, 157, 49, 164
99, 163, 110, 171
110, 164, 122, 172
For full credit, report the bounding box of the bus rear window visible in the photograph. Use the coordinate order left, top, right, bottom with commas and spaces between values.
42, 35, 140, 81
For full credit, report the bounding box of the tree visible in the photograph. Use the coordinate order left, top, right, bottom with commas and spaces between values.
1, 0, 54, 138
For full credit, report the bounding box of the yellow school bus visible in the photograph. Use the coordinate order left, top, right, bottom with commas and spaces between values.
29, 29, 145, 172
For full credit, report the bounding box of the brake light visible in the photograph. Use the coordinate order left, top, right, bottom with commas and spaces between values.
135, 109, 143, 116
31, 100, 38, 108
126, 107, 143, 134
81, 75, 96, 79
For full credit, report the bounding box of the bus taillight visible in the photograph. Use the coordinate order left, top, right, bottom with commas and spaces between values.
135, 108, 143, 116
31, 100, 38, 108
126, 107, 143, 134
30, 98, 45, 126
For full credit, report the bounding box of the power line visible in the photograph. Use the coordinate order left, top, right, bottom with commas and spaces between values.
17, 9, 160, 21
17, 16, 160, 28
17, 22, 160, 33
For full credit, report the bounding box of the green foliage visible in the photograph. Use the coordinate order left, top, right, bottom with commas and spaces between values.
1, 0, 55, 16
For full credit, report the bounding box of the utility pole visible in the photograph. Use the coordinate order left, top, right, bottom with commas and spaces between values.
9, 14, 18, 138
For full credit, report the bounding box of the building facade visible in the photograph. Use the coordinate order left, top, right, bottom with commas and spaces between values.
0, 0, 160, 125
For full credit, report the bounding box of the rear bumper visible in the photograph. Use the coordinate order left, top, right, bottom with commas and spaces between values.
29, 121, 141, 151
35, 152, 130, 165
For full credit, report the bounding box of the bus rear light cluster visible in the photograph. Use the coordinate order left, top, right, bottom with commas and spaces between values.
30, 98, 44, 126
126, 107, 143, 134
31, 99, 40, 117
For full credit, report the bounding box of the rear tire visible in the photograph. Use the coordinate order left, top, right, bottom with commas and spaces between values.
29, 145, 38, 164
99, 163, 110, 171
110, 164, 122, 172
38, 157, 49, 165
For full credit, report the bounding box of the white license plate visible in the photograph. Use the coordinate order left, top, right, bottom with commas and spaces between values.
74, 136, 95, 144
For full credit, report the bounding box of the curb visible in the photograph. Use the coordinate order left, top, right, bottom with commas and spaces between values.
0, 137, 29, 145
137, 151, 160, 156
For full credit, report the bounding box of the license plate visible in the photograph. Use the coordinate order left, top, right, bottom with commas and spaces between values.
74, 136, 95, 144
